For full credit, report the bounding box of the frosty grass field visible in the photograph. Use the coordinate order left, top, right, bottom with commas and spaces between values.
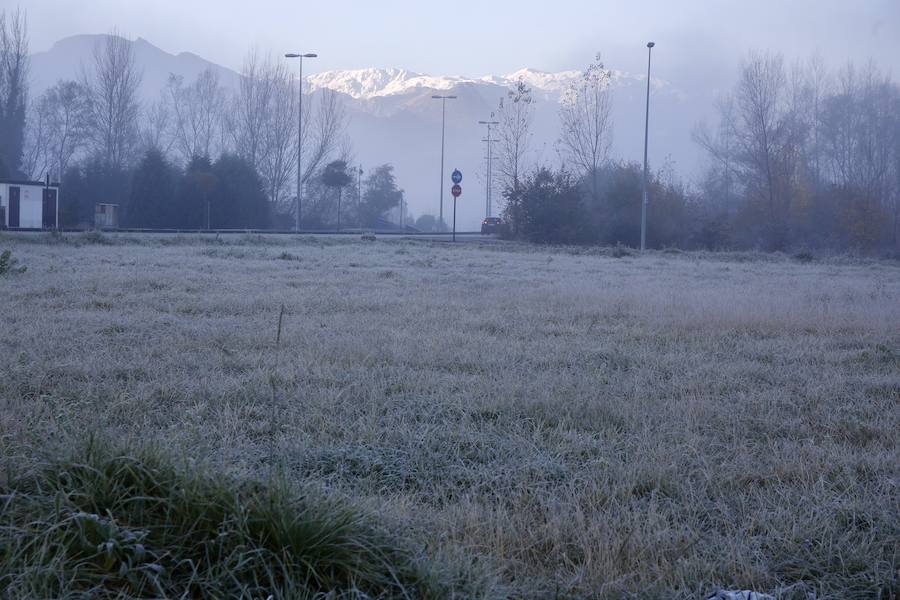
1, 232, 898, 598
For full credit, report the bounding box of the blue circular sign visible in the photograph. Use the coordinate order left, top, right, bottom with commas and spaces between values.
451, 169, 462, 184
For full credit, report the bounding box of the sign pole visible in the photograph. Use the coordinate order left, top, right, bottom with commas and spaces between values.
453, 196, 457, 242
450, 170, 462, 243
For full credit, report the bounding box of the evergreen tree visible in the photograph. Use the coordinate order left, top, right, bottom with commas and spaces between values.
62, 157, 133, 227
59, 165, 85, 227
210, 154, 269, 229
359, 164, 403, 227
0, 9, 28, 177
127, 149, 179, 228
176, 155, 216, 229
321, 160, 352, 228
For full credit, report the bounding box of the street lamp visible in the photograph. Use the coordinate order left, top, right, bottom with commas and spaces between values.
432, 95, 457, 232
285, 52, 318, 231
478, 118, 499, 219
357, 165, 363, 230
640, 42, 655, 252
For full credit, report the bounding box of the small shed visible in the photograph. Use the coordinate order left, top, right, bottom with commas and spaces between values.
94, 203, 120, 229
0, 179, 60, 229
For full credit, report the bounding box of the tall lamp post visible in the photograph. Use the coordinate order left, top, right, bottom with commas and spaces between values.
640, 42, 655, 252
357, 165, 363, 230
285, 51, 318, 231
432, 95, 456, 232
478, 118, 499, 218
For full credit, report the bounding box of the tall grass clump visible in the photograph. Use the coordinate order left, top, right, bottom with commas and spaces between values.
0, 249, 26, 275
0, 440, 484, 599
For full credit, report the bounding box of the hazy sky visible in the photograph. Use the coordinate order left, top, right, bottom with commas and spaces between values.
19, 0, 900, 82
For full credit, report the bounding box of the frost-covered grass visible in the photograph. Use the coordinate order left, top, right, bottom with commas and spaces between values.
1, 232, 898, 598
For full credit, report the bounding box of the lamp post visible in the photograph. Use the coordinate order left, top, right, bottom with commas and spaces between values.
432, 95, 457, 232
285, 52, 318, 231
357, 165, 363, 230
640, 42, 655, 252
478, 118, 499, 219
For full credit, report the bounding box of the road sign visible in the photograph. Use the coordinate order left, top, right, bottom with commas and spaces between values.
451, 184, 462, 198
451, 169, 462, 184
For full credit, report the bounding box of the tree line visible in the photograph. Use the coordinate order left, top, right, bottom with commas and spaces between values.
3, 7, 898, 250
491, 53, 900, 254
0, 11, 404, 229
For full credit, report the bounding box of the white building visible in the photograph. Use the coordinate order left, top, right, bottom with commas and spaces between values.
0, 179, 60, 229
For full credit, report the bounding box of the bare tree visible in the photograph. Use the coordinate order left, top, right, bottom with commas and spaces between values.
0, 7, 29, 175
228, 48, 272, 173
22, 80, 89, 180
259, 69, 298, 209
301, 88, 347, 188
693, 95, 739, 208
806, 54, 831, 185
82, 32, 143, 169
558, 53, 613, 200
891, 113, 900, 247
140, 96, 173, 155
281, 87, 350, 220
228, 50, 297, 208
21, 99, 48, 179
227, 48, 349, 214
733, 52, 793, 248
821, 62, 897, 248
166, 68, 227, 163
496, 79, 535, 195
694, 52, 899, 251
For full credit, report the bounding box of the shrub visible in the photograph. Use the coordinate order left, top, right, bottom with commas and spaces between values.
0, 249, 26, 275
503, 168, 590, 244
0, 440, 481, 599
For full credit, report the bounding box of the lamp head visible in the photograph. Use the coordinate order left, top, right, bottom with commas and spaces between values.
647, 42, 655, 48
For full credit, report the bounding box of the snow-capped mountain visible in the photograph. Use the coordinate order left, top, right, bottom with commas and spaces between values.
306, 68, 474, 99
306, 67, 676, 102
306, 67, 585, 100
29, 35, 704, 229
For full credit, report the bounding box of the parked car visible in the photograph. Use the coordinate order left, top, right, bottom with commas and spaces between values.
481, 217, 504, 234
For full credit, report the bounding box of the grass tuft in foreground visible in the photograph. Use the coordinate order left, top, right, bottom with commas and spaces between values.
0, 439, 487, 599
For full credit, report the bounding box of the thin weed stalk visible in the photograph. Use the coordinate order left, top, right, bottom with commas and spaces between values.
268, 304, 286, 472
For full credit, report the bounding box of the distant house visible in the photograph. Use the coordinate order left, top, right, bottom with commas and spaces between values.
0, 179, 60, 229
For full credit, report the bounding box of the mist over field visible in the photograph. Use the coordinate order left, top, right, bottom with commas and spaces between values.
1, 2, 899, 599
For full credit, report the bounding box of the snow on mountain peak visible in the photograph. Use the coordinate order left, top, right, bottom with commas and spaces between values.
502, 68, 582, 93
307, 67, 586, 100
305, 66, 679, 102
307, 68, 469, 99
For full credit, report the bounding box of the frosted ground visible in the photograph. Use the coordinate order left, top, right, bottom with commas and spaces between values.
1, 233, 898, 598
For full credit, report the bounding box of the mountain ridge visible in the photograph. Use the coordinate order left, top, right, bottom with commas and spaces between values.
31, 35, 679, 102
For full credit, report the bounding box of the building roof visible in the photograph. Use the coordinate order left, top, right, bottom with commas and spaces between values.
0, 178, 61, 187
